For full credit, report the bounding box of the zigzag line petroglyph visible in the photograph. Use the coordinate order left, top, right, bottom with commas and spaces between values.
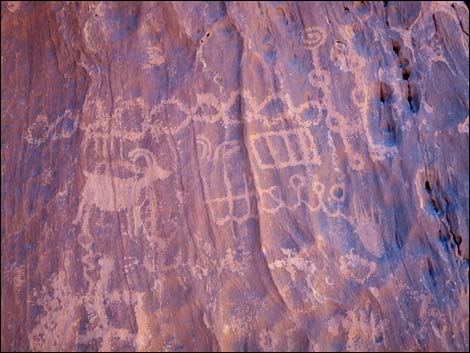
74, 148, 171, 238
149, 84, 327, 138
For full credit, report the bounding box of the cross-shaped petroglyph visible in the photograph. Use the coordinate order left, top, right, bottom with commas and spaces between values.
199, 140, 257, 226
207, 175, 256, 226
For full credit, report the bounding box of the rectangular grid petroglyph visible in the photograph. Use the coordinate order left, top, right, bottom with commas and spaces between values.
250, 129, 320, 170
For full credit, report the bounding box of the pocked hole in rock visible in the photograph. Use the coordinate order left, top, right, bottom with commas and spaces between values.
407, 83, 420, 113
399, 57, 410, 68
438, 229, 449, 245
402, 68, 411, 81
383, 120, 397, 145
426, 257, 437, 287
331, 185, 344, 200
425, 180, 432, 194
392, 41, 400, 55
430, 198, 442, 215
334, 187, 343, 199
379, 82, 393, 104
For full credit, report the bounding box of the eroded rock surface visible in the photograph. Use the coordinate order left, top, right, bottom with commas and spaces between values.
1, 1, 469, 351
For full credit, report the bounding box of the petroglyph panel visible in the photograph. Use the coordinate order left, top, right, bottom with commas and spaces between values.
2, 2, 469, 352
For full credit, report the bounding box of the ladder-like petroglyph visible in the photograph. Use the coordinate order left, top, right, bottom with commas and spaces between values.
74, 148, 171, 238
199, 140, 257, 226
250, 128, 321, 171
207, 176, 256, 226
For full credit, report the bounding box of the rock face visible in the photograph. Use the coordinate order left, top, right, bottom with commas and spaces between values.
1, 1, 469, 351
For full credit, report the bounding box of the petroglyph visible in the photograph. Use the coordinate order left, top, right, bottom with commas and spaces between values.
268, 247, 330, 309
258, 175, 347, 220
347, 200, 385, 258
220, 247, 252, 275
28, 271, 79, 351
259, 186, 284, 215
201, 141, 257, 226
195, 136, 213, 160
250, 128, 321, 170
301, 25, 368, 171
268, 247, 317, 281
24, 114, 50, 145
289, 175, 324, 213
339, 249, 377, 284
207, 185, 255, 226
143, 44, 165, 69
303, 27, 327, 50
147, 84, 328, 142
72, 256, 135, 351
149, 90, 243, 138
24, 110, 80, 146
74, 148, 171, 238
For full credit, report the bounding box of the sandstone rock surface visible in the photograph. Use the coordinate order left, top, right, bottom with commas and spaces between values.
1, 1, 469, 351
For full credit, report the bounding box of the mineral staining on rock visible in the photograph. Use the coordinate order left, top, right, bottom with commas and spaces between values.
1, 1, 469, 352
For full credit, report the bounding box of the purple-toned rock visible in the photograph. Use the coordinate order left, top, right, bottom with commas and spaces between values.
1, 1, 468, 351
